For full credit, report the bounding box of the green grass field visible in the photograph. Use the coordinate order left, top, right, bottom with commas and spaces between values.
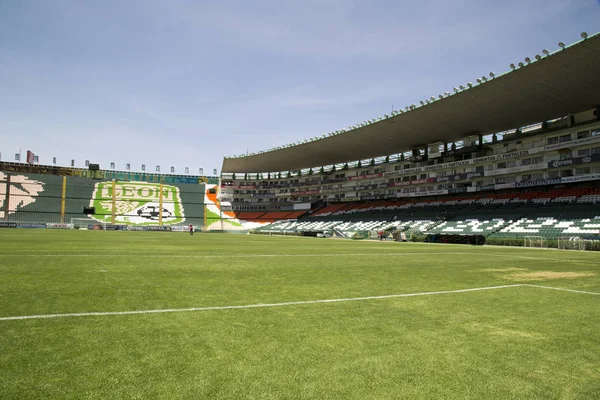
1, 230, 599, 399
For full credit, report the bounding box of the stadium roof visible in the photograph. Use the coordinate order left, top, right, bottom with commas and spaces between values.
222, 33, 600, 173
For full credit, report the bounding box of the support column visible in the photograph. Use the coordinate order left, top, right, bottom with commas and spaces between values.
203, 204, 207, 231
4, 174, 10, 221
158, 183, 164, 227
111, 180, 116, 224
60, 176, 67, 223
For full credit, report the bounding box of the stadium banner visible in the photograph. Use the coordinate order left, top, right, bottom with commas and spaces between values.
435, 172, 483, 182
104, 224, 127, 231
397, 189, 448, 198
147, 226, 173, 232
485, 162, 546, 176
515, 177, 561, 188
89, 181, 185, 226
388, 178, 435, 187
46, 223, 73, 229
347, 173, 384, 181
559, 173, 600, 184
0, 222, 17, 228
26, 150, 35, 164
544, 135, 600, 152
0, 164, 73, 176
383, 149, 539, 177
494, 183, 515, 190
127, 226, 148, 231
547, 154, 600, 168
16, 223, 46, 229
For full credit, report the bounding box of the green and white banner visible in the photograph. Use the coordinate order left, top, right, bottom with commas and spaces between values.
90, 181, 185, 225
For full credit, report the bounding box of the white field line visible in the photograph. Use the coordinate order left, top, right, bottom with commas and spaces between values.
0, 252, 477, 258
0, 284, 522, 322
523, 284, 600, 296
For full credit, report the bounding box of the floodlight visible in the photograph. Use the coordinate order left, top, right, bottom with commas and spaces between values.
467, 82, 473, 88
411, 103, 416, 109
444, 92, 450, 96
438, 95, 443, 99
482, 76, 487, 82
518, 62, 524, 67
459, 85, 465, 90
510, 63, 516, 69
535, 54, 541, 60
420, 100, 425, 105
489, 72, 495, 78
453, 87, 458, 92
525, 57, 531, 63
405, 106, 409, 111
558, 41, 565, 49
542, 49, 549, 55
581, 32, 588, 39
476, 78, 482, 83
430, 96, 435, 101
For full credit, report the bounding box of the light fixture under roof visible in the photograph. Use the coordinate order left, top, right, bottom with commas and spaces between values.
525, 57, 531, 63
430, 96, 435, 101
510, 63, 516, 69
542, 49, 549, 55
420, 100, 424, 105
535, 54, 541, 60
476, 78, 482, 83
558, 41, 565, 48
518, 62, 524, 67
467, 82, 473, 88
489, 72, 495, 78
581, 32, 588, 39
453, 87, 459, 93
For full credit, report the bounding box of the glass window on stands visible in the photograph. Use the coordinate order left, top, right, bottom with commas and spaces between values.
575, 167, 591, 175
559, 134, 572, 143
547, 136, 558, 145
559, 152, 572, 160
577, 130, 590, 139
592, 128, 600, 137
548, 171, 559, 179
578, 148, 591, 157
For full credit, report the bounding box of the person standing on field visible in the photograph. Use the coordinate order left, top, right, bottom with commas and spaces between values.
189, 224, 194, 235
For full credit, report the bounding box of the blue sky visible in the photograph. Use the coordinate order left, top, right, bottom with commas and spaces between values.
1, 0, 599, 175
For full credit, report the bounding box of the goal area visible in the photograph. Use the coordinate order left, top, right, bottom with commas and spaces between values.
71, 218, 106, 230
524, 236, 547, 248
557, 236, 586, 251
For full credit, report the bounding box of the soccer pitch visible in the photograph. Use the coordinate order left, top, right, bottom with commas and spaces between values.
1, 231, 599, 399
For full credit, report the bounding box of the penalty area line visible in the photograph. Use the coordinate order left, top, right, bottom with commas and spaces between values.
0, 284, 522, 322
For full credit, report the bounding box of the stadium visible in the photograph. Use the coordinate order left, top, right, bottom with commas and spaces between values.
2, 29, 600, 399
